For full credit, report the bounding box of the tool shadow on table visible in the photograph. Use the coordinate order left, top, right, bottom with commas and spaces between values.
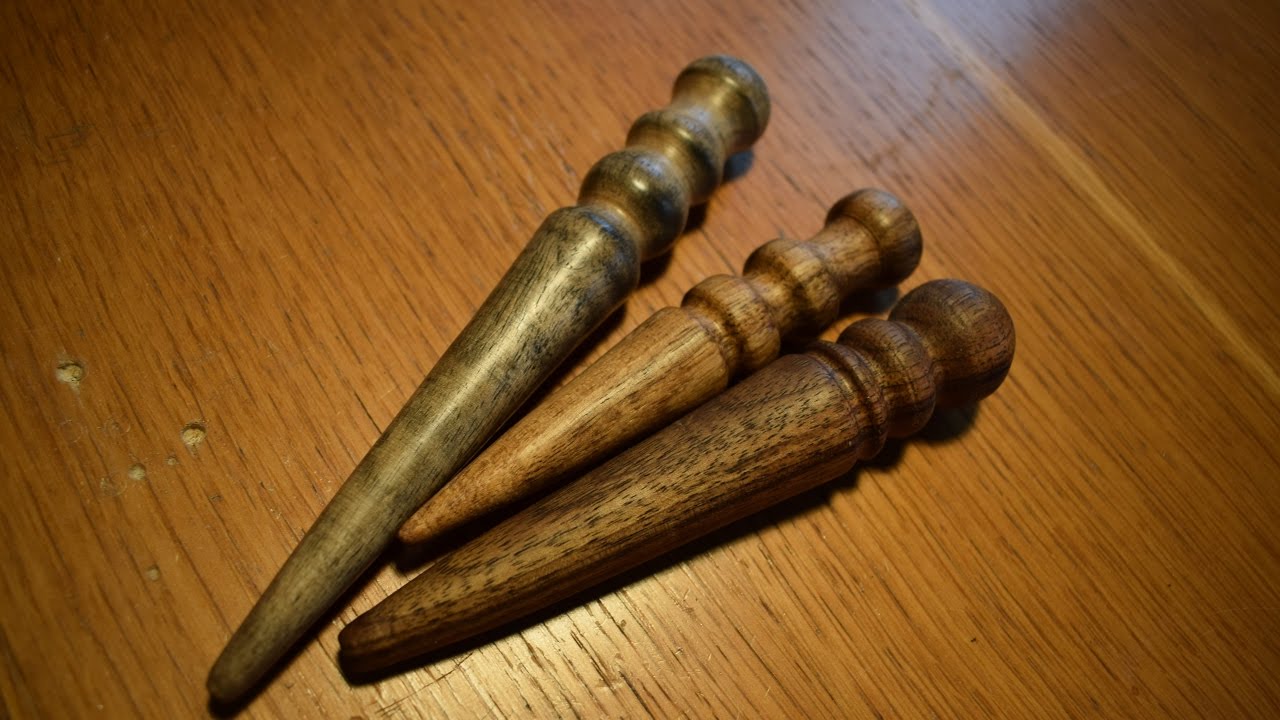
353, 404, 980, 687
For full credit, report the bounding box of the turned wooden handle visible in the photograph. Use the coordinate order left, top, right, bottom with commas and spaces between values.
399, 189, 922, 544
340, 279, 1016, 672
207, 56, 770, 703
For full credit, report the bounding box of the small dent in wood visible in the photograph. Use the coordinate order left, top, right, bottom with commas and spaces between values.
145, 565, 160, 582
181, 421, 207, 450
55, 361, 85, 388
127, 463, 147, 482
101, 419, 130, 437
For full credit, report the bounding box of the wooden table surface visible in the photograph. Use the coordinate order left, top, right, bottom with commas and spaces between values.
4, 0, 1279, 717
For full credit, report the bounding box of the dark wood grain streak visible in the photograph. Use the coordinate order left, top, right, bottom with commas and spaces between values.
342, 280, 1014, 670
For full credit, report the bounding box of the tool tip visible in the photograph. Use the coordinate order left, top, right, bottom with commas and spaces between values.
336, 610, 406, 676
206, 654, 252, 705
397, 476, 479, 545
396, 515, 435, 545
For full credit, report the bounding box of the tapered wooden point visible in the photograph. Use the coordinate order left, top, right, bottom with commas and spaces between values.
344, 279, 1014, 672
207, 56, 769, 703
397, 188, 923, 545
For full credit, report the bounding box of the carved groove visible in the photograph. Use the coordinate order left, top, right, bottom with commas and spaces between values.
574, 55, 771, 262
683, 275, 781, 376
745, 239, 843, 339
812, 318, 937, 457
806, 341, 891, 460
682, 188, 924, 378
626, 110, 724, 202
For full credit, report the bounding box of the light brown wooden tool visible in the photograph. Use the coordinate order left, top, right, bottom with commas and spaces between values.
398, 188, 922, 544
207, 56, 770, 703
340, 279, 1015, 672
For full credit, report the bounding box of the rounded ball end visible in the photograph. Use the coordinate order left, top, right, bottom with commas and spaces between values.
889, 279, 1015, 408
826, 188, 923, 287
675, 56, 771, 153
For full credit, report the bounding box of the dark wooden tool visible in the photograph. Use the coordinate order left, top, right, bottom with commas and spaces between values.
340, 279, 1015, 672
398, 188, 922, 544
207, 56, 770, 703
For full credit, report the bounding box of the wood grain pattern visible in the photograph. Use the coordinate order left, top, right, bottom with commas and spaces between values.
399, 188, 921, 544
345, 279, 1014, 670
2, 0, 1278, 717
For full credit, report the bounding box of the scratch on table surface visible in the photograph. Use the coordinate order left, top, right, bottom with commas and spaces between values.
98, 476, 120, 497
374, 652, 475, 716
1212, 606, 1279, 616
41, 123, 94, 165
58, 418, 85, 444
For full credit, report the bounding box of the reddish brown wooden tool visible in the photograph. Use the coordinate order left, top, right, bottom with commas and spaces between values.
398, 188, 922, 544
340, 279, 1015, 672
207, 56, 770, 703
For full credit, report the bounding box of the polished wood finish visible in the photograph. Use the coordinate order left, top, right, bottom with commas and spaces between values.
5, 0, 1280, 717
399, 188, 922, 544
205, 55, 770, 702
345, 280, 1014, 670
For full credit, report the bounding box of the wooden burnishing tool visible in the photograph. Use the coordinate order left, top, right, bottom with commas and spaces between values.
398, 189, 923, 544
207, 56, 770, 702
340, 279, 1015, 672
